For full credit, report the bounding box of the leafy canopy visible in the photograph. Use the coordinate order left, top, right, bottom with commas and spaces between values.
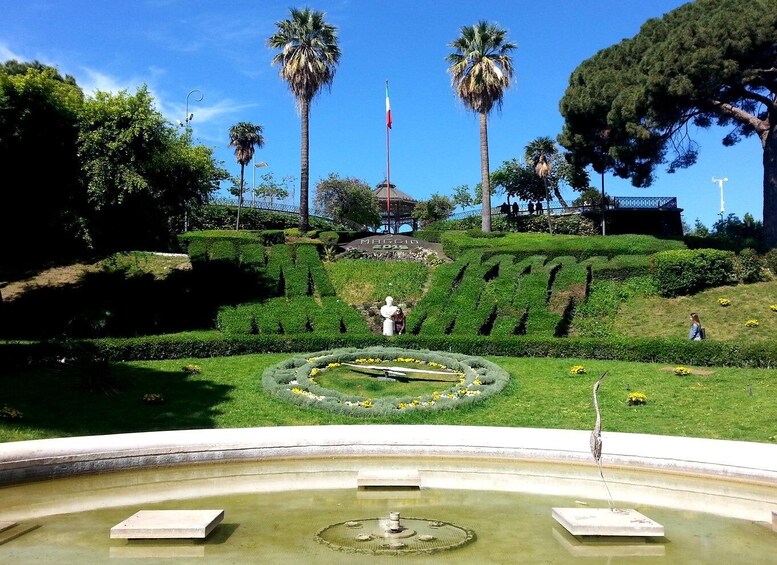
313, 173, 380, 227
559, 0, 777, 186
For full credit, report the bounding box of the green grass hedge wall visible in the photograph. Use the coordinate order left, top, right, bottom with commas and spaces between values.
4, 334, 777, 368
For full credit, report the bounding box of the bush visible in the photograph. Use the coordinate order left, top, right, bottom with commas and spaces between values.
650, 248, 735, 297
319, 231, 339, 247
261, 346, 510, 417
764, 248, 777, 276
4, 333, 777, 369
587, 254, 651, 281
734, 248, 766, 283
441, 231, 685, 261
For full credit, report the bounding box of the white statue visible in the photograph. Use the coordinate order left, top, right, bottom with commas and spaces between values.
380, 296, 399, 336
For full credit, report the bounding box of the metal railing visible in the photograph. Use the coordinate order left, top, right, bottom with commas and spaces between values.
208, 198, 366, 230
448, 196, 679, 221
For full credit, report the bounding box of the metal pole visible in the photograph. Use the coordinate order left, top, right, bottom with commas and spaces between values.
712, 177, 728, 216
184, 89, 203, 137
182, 89, 203, 232
601, 171, 606, 236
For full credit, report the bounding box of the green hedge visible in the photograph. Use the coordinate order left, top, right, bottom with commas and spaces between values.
217, 296, 369, 335
261, 346, 510, 417
586, 254, 651, 281
4, 334, 777, 368
650, 248, 735, 297
440, 231, 686, 261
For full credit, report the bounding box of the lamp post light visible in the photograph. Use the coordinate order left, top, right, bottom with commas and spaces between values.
181, 89, 203, 232
183, 88, 203, 137
712, 176, 728, 218
252, 160, 268, 206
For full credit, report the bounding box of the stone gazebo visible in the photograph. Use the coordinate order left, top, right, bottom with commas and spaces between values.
373, 181, 417, 233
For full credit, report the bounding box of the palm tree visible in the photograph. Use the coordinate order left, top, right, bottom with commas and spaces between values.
447, 21, 516, 232
526, 137, 556, 234
268, 7, 340, 232
228, 122, 264, 231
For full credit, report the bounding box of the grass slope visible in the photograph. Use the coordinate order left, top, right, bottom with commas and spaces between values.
613, 279, 777, 341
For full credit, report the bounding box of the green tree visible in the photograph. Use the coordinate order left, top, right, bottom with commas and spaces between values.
412, 193, 455, 226
0, 62, 86, 269
253, 172, 292, 205
452, 184, 474, 212
80, 86, 225, 250
313, 173, 380, 227
491, 160, 547, 204
228, 121, 264, 230
559, 0, 777, 247
268, 7, 340, 232
446, 21, 516, 233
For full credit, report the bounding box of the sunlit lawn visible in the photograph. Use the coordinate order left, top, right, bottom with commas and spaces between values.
613, 279, 777, 341
1, 354, 775, 444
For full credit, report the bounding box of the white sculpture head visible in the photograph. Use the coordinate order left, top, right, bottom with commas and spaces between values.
385, 296, 394, 306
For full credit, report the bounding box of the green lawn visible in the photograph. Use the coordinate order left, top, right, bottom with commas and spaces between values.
613, 279, 777, 341
1, 353, 774, 444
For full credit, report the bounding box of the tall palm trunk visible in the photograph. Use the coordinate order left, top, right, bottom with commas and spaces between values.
479, 111, 491, 232
236, 163, 245, 231
299, 97, 311, 232
763, 121, 777, 249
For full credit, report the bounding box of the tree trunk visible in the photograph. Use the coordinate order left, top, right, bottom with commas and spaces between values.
299, 97, 311, 232
236, 163, 245, 231
479, 111, 491, 232
763, 121, 777, 249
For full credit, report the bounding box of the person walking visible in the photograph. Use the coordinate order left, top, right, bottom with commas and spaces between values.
689, 312, 704, 340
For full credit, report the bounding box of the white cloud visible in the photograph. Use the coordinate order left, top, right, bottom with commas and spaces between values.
78, 67, 138, 95
0, 43, 26, 62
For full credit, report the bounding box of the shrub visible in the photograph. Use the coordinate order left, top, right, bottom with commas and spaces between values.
261, 346, 510, 417
734, 248, 765, 283
260, 230, 286, 245
441, 231, 685, 261
5, 333, 777, 369
319, 231, 339, 247
588, 254, 651, 281
764, 248, 777, 276
650, 248, 735, 297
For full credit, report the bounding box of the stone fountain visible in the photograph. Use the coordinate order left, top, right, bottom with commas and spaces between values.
315, 511, 475, 555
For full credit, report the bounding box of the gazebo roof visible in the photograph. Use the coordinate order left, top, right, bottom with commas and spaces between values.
373, 181, 416, 203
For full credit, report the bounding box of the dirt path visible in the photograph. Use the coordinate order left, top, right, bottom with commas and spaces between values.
0, 263, 98, 302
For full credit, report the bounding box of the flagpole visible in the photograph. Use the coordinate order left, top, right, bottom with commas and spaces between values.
385, 80, 392, 234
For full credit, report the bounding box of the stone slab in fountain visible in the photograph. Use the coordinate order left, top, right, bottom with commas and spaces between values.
110, 510, 224, 539
552, 508, 664, 537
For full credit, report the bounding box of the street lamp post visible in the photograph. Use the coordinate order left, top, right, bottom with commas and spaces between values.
181, 89, 203, 232
712, 176, 728, 218
252, 160, 268, 207
184, 88, 203, 137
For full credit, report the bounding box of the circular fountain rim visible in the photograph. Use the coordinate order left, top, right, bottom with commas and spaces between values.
1, 425, 775, 486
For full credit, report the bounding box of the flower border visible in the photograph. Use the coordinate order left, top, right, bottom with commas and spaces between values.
261, 346, 510, 417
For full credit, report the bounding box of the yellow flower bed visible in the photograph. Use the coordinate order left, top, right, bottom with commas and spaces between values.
674, 366, 691, 376
570, 365, 586, 375
718, 297, 731, 307
627, 392, 647, 406
745, 319, 760, 328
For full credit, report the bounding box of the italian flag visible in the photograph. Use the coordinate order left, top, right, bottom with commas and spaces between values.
385, 81, 392, 129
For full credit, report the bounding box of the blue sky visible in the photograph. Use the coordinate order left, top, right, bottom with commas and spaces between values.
0, 0, 764, 228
